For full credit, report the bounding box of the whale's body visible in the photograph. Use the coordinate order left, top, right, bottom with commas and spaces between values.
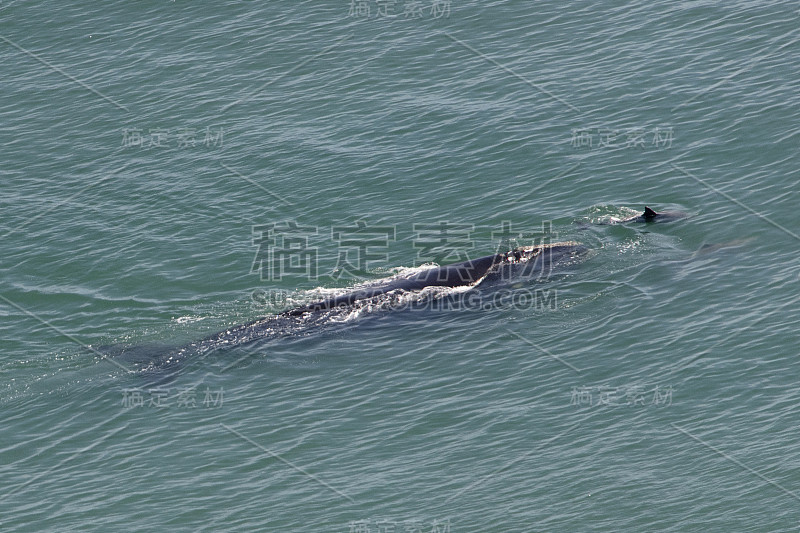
192, 241, 588, 352
110, 241, 588, 376
288, 241, 586, 315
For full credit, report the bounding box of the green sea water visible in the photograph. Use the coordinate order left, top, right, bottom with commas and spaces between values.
2, 1, 799, 531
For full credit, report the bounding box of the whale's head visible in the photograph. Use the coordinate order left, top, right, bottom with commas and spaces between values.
493, 241, 589, 282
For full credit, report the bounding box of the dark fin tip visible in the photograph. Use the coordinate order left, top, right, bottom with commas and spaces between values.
643, 206, 658, 219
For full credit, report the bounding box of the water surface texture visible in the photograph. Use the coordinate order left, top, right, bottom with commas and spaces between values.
2, 1, 799, 531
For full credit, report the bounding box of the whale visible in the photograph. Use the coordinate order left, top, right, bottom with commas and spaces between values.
198, 241, 589, 350
107, 202, 691, 377
618, 206, 688, 224
106, 241, 589, 375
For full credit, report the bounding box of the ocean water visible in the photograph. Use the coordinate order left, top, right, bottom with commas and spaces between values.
2, 1, 799, 531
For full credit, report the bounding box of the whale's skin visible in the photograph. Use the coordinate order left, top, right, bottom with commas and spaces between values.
287, 241, 586, 314
197, 241, 588, 350
111, 241, 588, 378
